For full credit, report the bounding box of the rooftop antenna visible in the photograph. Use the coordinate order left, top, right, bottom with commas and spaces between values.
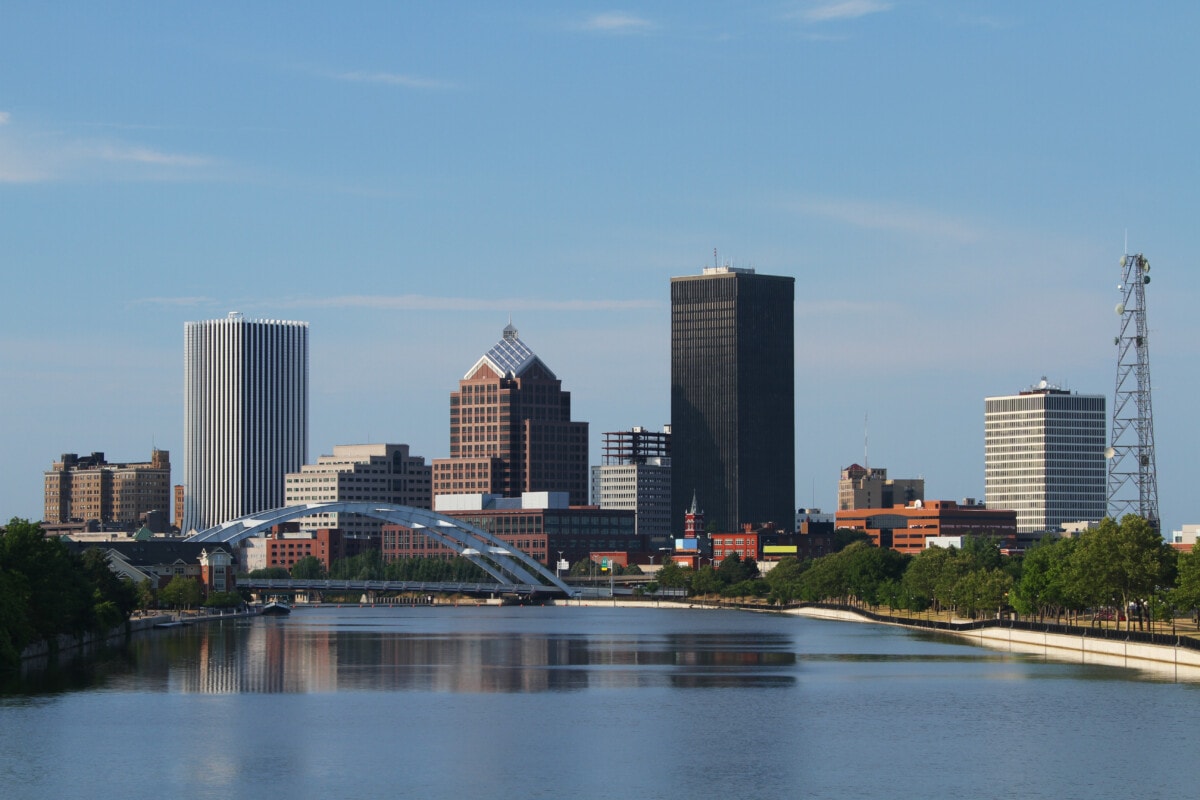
713, 248, 718, 269
864, 412, 869, 470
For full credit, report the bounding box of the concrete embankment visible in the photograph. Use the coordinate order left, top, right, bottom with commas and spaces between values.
789, 605, 1200, 681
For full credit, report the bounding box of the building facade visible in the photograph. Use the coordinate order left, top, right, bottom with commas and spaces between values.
590, 426, 672, 541
44, 449, 171, 527
838, 464, 924, 511
183, 313, 309, 533
670, 267, 795, 534
285, 444, 432, 537
432, 323, 589, 505
835, 499, 1018, 555
984, 380, 1106, 534
262, 528, 346, 573
382, 492, 637, 566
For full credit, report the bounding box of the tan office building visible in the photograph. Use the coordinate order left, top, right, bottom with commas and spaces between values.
44, 449, 171, 525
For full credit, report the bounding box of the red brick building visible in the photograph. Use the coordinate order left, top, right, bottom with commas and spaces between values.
381, 493, 637, 566
431, 323, 589, 506
710, 528, 761, 563
264, 528, 345, 572
835, 500, 1017, 555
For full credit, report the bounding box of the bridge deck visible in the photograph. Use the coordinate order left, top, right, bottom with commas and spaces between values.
243, 578, 571, 597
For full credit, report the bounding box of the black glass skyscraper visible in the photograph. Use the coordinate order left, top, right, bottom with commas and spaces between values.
670, 267, 795, 534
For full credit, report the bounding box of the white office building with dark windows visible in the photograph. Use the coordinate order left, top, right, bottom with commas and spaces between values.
984, 379, 1106, 534
183, 313, 309, 533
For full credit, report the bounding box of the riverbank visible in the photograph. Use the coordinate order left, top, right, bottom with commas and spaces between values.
19, 607, 260, 665
789, 604, 1200, 681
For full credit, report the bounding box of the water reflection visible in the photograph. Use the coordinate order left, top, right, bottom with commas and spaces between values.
101, 614, 802, 695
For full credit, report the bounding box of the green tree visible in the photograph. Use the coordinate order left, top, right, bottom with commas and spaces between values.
248, 567, 291, 580
690, 565, 723, 596
80, 548, 137, 624
900, 545, 956, 612
136, 578, 157, 611
796, 551, 843, 602
721, 578, 770, 599
1070, 516, 1175, 630
716, 553, 758, 585
656, 560, 691, 593
1171, 543, 1200, 628
1011, 537, 1076, 623
842, 543, 908, 606
290, 555, 325, 580
763, 556, 808, 604
203, 591, 244, 609
0, 518, 92, 640
951, 568, 1013, 619
160, 576, 202, 609
330, 549, 385, 581
832, 528, 871, 552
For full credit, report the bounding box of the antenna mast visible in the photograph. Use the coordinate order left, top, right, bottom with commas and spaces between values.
1107, 252, 1159, 530
864, 412, 869, 470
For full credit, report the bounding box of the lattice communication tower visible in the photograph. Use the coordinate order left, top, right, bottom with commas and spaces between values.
1107, 252, 1159, 530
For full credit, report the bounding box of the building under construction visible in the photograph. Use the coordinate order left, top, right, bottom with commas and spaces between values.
591, 426, 672, 542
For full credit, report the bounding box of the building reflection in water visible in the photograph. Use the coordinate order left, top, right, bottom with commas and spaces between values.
155, 614, 798, 695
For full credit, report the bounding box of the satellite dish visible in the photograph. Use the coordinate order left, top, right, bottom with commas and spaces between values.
1120, 255, 1127, 267
1105, 447, 1115, 459
1143, 275, 1150, 285
1142, 260, 1150, 272
1115, 302, 1125, 315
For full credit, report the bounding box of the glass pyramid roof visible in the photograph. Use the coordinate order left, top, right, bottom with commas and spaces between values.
465, 323, 557, 380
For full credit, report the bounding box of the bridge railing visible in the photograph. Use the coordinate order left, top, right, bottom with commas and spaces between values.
243, 578, 569, 597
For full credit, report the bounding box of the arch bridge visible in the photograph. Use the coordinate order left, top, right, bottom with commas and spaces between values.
186, 502, 573, 597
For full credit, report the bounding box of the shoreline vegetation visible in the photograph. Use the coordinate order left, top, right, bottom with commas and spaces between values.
7, 513, 1200, 680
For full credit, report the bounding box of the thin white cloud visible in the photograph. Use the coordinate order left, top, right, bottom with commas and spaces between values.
93, 144, 211, 167
0, 111, 10, 126
574, 12, 657, 34
333, 71, 459, 90
788, 197, 990, 244
275, 294, 660, 312
0, 115, 217, 183
794, 0, 892, 23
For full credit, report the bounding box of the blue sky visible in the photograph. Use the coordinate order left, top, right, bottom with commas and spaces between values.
3, 2, 1198, 533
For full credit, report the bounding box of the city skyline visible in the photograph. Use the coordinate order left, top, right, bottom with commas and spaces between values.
3, 4, 1199, 534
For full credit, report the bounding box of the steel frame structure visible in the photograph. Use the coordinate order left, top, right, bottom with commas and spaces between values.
1108, 252, 1159, 529
186, 501, 573, 595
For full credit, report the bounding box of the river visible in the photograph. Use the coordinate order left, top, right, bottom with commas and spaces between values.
1, 605, 1197, 800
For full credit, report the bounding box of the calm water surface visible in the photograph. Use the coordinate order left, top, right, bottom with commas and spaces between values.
2, 605, 1197, 800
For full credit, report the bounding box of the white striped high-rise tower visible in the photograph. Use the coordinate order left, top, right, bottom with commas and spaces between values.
184, 312, 309, 533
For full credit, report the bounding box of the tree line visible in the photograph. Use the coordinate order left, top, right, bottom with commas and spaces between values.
647, 516, 1200, 632
0, 519, 138, 670
248, 551, 489, 583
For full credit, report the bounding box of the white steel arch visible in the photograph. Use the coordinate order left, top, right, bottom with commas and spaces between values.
186, 502, 572, 594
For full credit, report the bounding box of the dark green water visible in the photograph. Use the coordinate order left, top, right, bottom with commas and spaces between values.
1, 606, 1196, 799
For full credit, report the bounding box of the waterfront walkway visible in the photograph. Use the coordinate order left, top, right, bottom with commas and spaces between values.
788, 604, 1200, 680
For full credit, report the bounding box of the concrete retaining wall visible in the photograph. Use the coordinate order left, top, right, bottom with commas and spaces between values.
790, 606, 1200, 680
